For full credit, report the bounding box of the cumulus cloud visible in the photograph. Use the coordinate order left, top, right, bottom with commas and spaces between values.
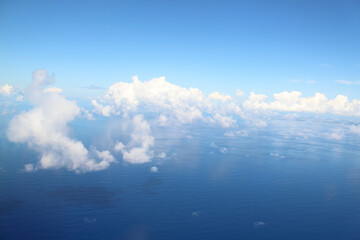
209, 91, 232, 101
0, 84, 14, 96
150, 166, 158, 172
244, 91, 360, 117
114, 115, 154, 164
92, 76, 241, 127
7, 69, 115, 173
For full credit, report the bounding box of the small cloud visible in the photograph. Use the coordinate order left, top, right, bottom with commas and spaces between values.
150, 166, 158, 173
157, 152, 166, 159
192, 211, 201, 217
16, 95, 24, 101
220, 147, 228, 154
0, 84, 14, 96
335, 80, 360, 85
210, 142, 217, 148
323, 132, 344, 140
270, 153, 285, 158
254, 221, 266, 228
24, 164, 35, 172
84, 217, 97, 223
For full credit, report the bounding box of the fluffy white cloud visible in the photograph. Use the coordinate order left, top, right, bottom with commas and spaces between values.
93, 76, 242, 127
0, 84, 14, 96
244, 91, 360, 117
209, 91, 232, 101
94, 76, 243, 164
7, 69, 115, 173
114, 114, 154, 164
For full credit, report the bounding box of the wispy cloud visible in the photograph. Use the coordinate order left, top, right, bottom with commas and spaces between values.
335, 80, 360, 85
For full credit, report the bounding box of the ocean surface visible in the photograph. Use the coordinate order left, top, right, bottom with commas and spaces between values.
1, 116, 360, 239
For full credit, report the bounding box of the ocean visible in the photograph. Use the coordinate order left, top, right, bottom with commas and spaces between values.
1, 116, 360, 239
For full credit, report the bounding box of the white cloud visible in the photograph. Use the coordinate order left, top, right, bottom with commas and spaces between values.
323, 131, 344, 140
209, 91, 232, 101
0, 84, 14, 96
44, 87, 63, 93
93, 76, 242, 127
114, 114, 154, 164
7, 69, 115, 173
220, 147, 228, 154
244, 91, 360, 117
336, 80, 360, 85
150, 166, 158, 172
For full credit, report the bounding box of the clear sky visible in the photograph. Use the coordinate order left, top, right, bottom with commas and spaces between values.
0, 0, 359, 99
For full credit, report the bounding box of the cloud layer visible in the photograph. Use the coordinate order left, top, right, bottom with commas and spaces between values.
244, 91, 360, 116
7, 70, 115, 173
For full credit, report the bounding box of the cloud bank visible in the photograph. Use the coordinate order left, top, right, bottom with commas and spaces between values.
244, 91, 360, 116
7, 70, 115, 173
92, 76, 242, 128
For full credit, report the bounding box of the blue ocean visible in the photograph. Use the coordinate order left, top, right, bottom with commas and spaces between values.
1, 116, 360, 240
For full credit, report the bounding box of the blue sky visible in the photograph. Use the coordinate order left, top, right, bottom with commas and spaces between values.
1, 0, 359, 99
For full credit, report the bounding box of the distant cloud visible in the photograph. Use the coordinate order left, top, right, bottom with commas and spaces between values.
150, 166, 158, 173
323, 131, 344, 140
92, 76, 241, 127
244, 91, 360, 117
270, 153, 285, 158
0, 84, 14, 96
192, 211, 201, 217
7, 69, 115, 173
254, 221, 266, 228
114, 115, 154, 164
335, 80, 360, 85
